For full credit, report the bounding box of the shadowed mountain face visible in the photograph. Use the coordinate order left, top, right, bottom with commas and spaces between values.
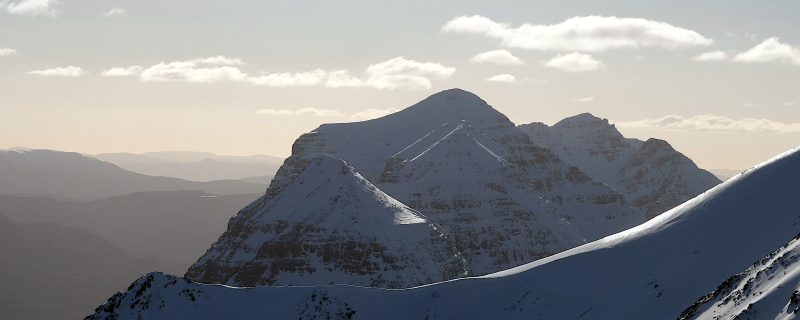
1, 191, 260, 272
88, 145, 800, 320
0, 149, 265, 200
0, 214, 176, 320
92, 152, 283, 182
186, 156, 467, 288
519, 113, 721, 218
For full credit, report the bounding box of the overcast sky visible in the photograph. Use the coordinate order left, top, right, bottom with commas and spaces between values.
1, 0, 799, 170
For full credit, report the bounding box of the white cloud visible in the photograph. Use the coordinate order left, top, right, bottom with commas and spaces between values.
101, 66, 143, 77
140, 61, 247, 83
247, 69, 327, 87
574, 96, 595, 103
189, 55, 244, 66
732, 37, 800, 65
255, 108, 345, 117
617, 114, 800, 134
784, 101, 795, 106
137, 56, 247, 82
3, 0, 57, 16
27, 66, 84, 77
485, 74, 517, 83
442, 15, 712, 52
131, 56, 453, 90
470, 49, 524, 65
543, 52, 604, 72
350, 108, 401, 121
0, 48, 18, 56
693, 50, 728, 61
326, 56, 455, 90
102, 7, 126, 17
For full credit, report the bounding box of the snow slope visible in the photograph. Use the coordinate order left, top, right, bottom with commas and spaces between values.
519, 113, 720, 217
679, 234, 800, 320
185, 155, 466, 288
89, 146, 800, 319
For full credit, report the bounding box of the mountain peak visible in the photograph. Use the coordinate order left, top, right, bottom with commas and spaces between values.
407, 88, 493, 115
640, 138, 676, 153
553, 112, 607, 128
430, 88, 484, 100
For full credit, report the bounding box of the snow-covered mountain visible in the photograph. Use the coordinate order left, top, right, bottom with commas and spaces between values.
254, 89, 642, 277
89, 146, 800, 320
185, 155, 466, 288
519, 113, 720, 218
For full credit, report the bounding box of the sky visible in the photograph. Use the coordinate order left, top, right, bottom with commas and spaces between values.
1, 0, 799, 170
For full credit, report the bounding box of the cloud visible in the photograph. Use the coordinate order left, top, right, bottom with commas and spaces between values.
129, 56, 453, 90
574, 96, 595, 103
365, 56, 455, 78
255, 108, 345, 117
247, 69, 327, 87
27, 66, 85, 77
189, 55, 244, 66
442, 15, 712, 52
140, 61, 247, 83
350, 108, 401, 121
3, 0, 57, 16
732, 37, 800, 65
693, 50, 728, 61
326, 56, 455, 90
543, 52, 604, 72
101, 66, 143, 77
0, 48, 18, 56
617, 114, 800, 134
485, 74, 517, 83
102, 7, 126, 17
470, 49, 524, 65
784, 101, 795, 106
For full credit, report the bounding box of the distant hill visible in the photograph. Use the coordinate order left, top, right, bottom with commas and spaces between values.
0, 149, 265, 200
92, 151, 282, 182
1, 190, 260, 271
0, 213, 176, 320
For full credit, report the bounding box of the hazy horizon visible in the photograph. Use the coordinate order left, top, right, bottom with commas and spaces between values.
2, 0, 799, 170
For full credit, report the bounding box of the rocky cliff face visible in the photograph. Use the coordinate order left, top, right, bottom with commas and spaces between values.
377, 121, 583, 272
519, 113, 720, 218
185, 155, 466, 288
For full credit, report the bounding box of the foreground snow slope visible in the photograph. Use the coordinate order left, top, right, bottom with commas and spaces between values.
679, 235, 800, 320
90, 147, 800, 320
